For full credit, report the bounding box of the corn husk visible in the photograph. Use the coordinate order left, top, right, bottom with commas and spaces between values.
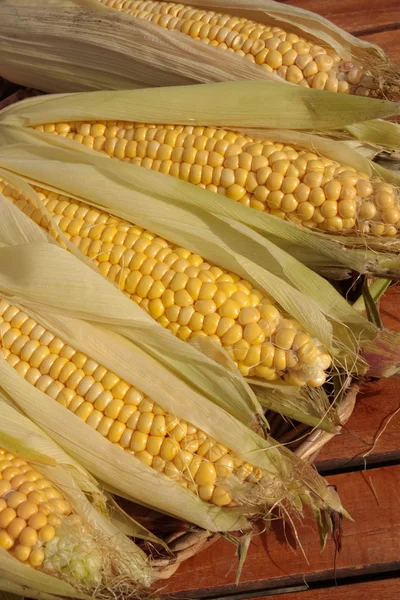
0, 0, 399, 102
0, 400, 152, 600
0, 85, 399, 280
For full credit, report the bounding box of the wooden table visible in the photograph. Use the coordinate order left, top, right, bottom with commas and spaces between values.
161, 3, 400, 596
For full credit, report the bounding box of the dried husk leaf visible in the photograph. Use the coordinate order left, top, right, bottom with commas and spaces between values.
0, 83, 399, 132
344, 119, 400, 153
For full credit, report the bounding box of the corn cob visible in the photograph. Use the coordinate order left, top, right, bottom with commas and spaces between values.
0, 298, 283, 510
36, 120, 400, 237
0, 176, 331, 387
99, 0, 378, 97
0, 447, 104, 579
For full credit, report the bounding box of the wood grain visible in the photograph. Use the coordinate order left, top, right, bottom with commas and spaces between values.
161, 466, 400, 597
253, 577, 400, 600
316, 379, 400, 472
281, 0, 400, 34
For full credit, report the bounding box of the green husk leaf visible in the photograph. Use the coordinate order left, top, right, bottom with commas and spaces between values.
361, 278, 383, 328
353, 278, 392, 312
344, 120, 400, 153
0, 553, 85, 600
1, 82, 399, 132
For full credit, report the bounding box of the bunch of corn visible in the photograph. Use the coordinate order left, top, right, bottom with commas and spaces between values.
0, 402, 152, 599
0, 0, 398, 102
34, 118, 400, 237
0, 173, 332, 387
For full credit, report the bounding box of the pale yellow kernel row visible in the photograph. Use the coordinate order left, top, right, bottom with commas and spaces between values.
34, 120, 400, 238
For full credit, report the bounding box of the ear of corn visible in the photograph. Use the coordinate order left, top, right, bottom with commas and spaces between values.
0, 173, 332, 388
0, 401, 152, 599
0, 141, 397, 383
1, 123, 398, 282
0, 0, 398, 101
0, 204, 347, 526
0, 190, 345, 438
1, 86, 398, 280
98, 0, 378, 97
34, 118, 400, 238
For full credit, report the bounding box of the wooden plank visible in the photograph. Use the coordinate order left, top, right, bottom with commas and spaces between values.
162, 465, 400, 597
280, 0, 400, 34
316, 379, 400, 472
252, 577, 400, 600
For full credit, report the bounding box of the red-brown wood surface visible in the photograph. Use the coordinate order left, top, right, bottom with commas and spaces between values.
283, 0, 400, 34
162, 466, 400, 597
254, 578, 400, 600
